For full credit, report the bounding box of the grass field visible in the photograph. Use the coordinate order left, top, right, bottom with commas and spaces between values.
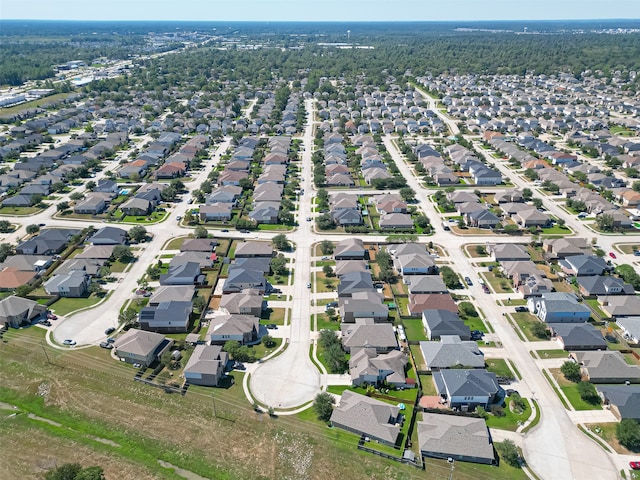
550, 369, 602, 411
1, 329, 446, 480
0, 206, 45, 215
49, 294, 106, 316
480, 271, 513, 293
511, 313, 547, 342
485, 359, 514, 379
485, 398, 531, 432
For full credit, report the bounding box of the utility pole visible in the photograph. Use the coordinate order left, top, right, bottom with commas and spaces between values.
40, 341, 52, 365
447, 458, 455, 480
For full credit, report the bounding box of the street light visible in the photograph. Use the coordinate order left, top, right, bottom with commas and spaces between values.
447, 458, 455, 480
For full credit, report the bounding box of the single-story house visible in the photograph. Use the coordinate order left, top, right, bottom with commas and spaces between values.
419, 335, 484, 371
341, 322, 398, 353
349, 348, 410, 388
422, 310, 471, 340
139, 301, 193, 333
112, 328, 173, 367
207, 314, 259, 345
597, 385, 640, 421
433, 369, 503, 410
548, 323, 607, 350
573, 350, 640, 383
0, 295, 47, 328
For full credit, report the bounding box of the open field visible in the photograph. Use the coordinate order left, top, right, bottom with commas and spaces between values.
0, 328, 439, 480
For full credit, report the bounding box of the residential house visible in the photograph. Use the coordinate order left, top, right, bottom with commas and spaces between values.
0, 267, 37, 291
574, 351, 640, 383
16, 228, 80, 255
338, 271, 374, 297
219, 290, 265, 317
170, 252, 214, 269
543, 237, 590, 260
90, 226, 128, 245
417, 414, 495, 465
379, 213, 414, 230
548, 323, 607, 350
405, 276, 448, 294
207, 314, 259, 345
599, 295, 640, 318
466, 209, 501, 229
340, 291, 389, 323
491, 243, 530, 262
528, 292, 591, 323
330, 390, 402, 446
148, 286, 195, 306
199, 203, 233, 222
335, 260, 368, 277
395, 253, 437, 275
578, 276, 634, 296
515, 209, 550, 227
73, 195, 107, 215
206, 185, 243, 204
433, 369, 502, 410
341, 321, 398, 353
139, 301, 192, 333
159, 262, 202, 286
597, 385, 640, 421
235, 241, 274, 258
120, 197, 152, 216
44, 271, 89, 297
223, 268, 266, 294
180, 238, 218, 253
617, 317, 640, 345
0, 255, 51, 273
409, 294, 457, 316
559, 255, 608, 277
112, 328, 173, 367
183, 344, 229, 387
422, 310, 471, 341
334, 238, 366, 260
349, 348, 410, 388
419, 335, 485, 371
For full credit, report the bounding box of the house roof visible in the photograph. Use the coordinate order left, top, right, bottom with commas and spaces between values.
148, 285, 196, 305
183, 344, 228, 376
418, 414, 494, 462
379, 213, 413, 228
113, 328, 167, 356
410, 295, 458, 315
235, 241, 273, 257
90, 226, 127, 245
0, 295, 45, 322
405, 275, 448, 293
420, 336, 484, 369
180, 238, 218, 252
330, 390, 401, 444
341, 323, 398, 350
0, 255, 51, 271
548, 323, 607, 349
76, 245, 115, 260
422, 310, 471, 339
435, 369, 500, 398
349, 348, 408, 384
575, 351, 640, 381
597, 385, 640, 420
220, 291, 264, 313
335, 260, 368, 277
492, 243, 530, 261
207, 314, 259, 337
560, 255, 608, 274
0, 267, 36, 289
577, 276, 634, 295
334, 238, 365, 258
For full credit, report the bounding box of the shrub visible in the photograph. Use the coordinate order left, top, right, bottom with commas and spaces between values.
496, 440, 521, 468
560, 361, 582, 383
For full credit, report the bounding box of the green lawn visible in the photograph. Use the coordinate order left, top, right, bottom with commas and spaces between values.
511, 313, 547, 342
261, 308, 287, 325
551, 369, 602, 411
0, 206, 45, 215
164, 236, 189, 250
485, 359, 514, 379
402, 319, 427, 341
121, 211, 169, 224
419, 374, 437, 396
480, 271, 513, 293
49, 294, 106, 316
109, 259, 133, 273
536, 349, 569, 359
410, 344, 426, 371
462, 316, 488, 333
315, 312, 340, 331
485, 398, 531, 431
541, 225, 572, 235
0, 92, 72, 115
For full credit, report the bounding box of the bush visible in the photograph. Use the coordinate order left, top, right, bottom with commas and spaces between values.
313, 392, 335, 422
577, 381, 600, 405
530, 321, 550, 339
496, 440, 521, 468
560, 361, 582, 383
490, 405, 506, 417
616, 419, 640, 451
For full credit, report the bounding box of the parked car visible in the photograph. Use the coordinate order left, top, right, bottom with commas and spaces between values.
609, 252, 617, 259
176, 215, 182, 221
63, 339, 76, 346
307, 282, 312, 288
99, 342, 113, 349
306, 217, 312, 221
239, 229, 250, 234
266, 324, 277, 330
629, 462, 640, 470
221, 229, 229, 232
515, 306, 529, 313
505, 389, 519, 397
234, 362, 246, 370
464, 276, 473, 286
105, 327, 116, 335
106, 337, 116, 344
634, 251, 640, 256
47, 313, 58, 320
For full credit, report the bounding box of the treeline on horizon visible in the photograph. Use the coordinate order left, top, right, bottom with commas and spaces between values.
2, 20, 640, 88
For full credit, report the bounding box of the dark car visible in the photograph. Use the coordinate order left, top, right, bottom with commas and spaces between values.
497, 377, 511, 385
99, 342, 113, 349
266, 324, 277, 330
515, 306, 529, 313
464, 276, 473, 286
106, 337, 116, 344
105, 327, 116, 335
221, 229, 229, 233
234, 362, 246, 370
239, 229, 250, 234
505, 389, 519, 397
47, 313, 58, 320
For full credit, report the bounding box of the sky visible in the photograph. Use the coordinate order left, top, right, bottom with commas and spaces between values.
2, 0, 640, 22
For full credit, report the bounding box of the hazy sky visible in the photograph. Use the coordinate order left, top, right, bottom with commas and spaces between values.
3, 0, 640, 22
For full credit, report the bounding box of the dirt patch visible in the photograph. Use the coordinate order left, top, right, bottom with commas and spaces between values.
208, 295, 221, 310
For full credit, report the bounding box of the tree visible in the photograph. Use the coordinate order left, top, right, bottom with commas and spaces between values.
128, 225, 147, 243
616, 419, 640, 450
440, 266, 462, 289
45, 463, 105, 480
261, 334, 276, 348
415, 215, 430, 229
0, 243, 13, 262
193, 295, 206, 312
324, 342, 348, 373
14, 284, 34, 297
313, 392, 335, 422
57, 201, 70, 212
530, 321, 549, 339
112, 245, 133, 262
69, 192, 84, 201
595, 213, 615, 232
475, 405, 489, 419
532, 198, 543, 209
560, 360, 581, 383
504, 224, 520, 234
194, 226, 208, 238
323, 264, 335, 277
577, 381, 600, 405
26, 224, 40, 235
320, 240, 334, 255
85, 180, 96, 191
399, 186, 416, 202
272, 234, 290, 251
496, 440, 521, 468
522, 188, 533, 200
146, 264, 161, 280
316, 213, 335, 230
270, 254, 288, 276
0, 220, 11, 233
524, 168, 538, 181
118, 308, 138, 329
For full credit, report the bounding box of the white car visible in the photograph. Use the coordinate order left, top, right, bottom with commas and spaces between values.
63, 339, 76, 346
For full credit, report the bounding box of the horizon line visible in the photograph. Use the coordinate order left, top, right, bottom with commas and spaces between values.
2, 18, 640, 23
